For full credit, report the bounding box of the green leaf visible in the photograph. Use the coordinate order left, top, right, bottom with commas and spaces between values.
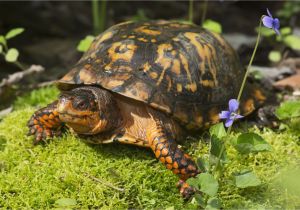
5, 28, 24, 40
165, 207, 174, 210
205, 197, 221, 210
268, 51, 281, 62
234, 132, 272, 154
280, 27, 292, 36
0, 35, 6, 46
203, 19, 222, 34
210, 136, 227, 162
0, 45, 2, 53
54, 198, 77, 207
235, 171, 261, 188
194, 193, 206, 208
77, 35, 95, 52
186, 177, 200, 190
275, 100, 300, 120
198, 173, 219, 196
283, 35, 300, 50
256, 27, 275, 37
209, 123, 226, 139
196, 157, 209, 172
5, 48, 19, 62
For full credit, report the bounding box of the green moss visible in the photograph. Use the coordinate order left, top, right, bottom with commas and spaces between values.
0, 86, 299, 208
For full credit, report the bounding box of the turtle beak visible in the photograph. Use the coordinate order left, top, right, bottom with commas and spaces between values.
57, 96, 72, 114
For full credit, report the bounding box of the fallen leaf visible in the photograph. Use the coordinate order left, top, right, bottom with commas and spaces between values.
273, 73, 300, 90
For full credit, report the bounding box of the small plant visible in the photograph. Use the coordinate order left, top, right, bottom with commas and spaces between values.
257, 7, 300, 63
187, 8, 280, 208
77, 35, 95, 53
202, 19, 222, 34
92, 0, 107, 34
276, 100, 300, 135
0, 28, 25, 70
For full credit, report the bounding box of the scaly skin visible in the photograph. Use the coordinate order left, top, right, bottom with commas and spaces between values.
146, 120, 200, 199
27, 101, 63, 144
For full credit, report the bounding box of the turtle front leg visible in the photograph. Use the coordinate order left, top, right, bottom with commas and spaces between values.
27, 101, 64, 144
146, 122, 200, 199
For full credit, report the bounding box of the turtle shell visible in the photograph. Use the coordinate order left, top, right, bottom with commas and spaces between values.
58, 20, 243, 129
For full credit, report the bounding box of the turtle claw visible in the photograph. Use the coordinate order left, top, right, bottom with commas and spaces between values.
27, 101, 63, 144
27, 117, 62, 144
177, 180, 196, 200
27, 122, 62, 145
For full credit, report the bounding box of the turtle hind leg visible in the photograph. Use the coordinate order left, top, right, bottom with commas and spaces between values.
27, 101, 64, 144
146, 121, 200, 199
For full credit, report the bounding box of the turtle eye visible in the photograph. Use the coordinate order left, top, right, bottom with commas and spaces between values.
74, 99, 88, 110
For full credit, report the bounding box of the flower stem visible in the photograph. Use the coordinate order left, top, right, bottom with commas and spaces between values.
237, 18, 263, 102
92, 0, 100, 35
213, 17, 263, 176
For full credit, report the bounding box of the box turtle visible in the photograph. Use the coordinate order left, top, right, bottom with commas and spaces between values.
28, 20, 265, 198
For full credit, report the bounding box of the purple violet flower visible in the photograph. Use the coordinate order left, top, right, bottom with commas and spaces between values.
262, 8, 280, 35
219, 99, 244, 127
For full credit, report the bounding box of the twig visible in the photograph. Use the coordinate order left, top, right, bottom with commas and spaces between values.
0, 65, 44, 95
85, 173, 125, 192
29, 80, 56, 89
0, 106, 12, 118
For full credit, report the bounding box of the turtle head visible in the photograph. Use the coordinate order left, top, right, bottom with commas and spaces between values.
58, 86, 120, 135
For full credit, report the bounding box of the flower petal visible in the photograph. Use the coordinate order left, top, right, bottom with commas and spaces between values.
274, 28, 280, 35
234, 114, 244, 119
273, 18, 280, 30
219, 111, 230, 119
228, 99, 239, 112
266, 8, 272, 18
262, 16, 274, 28
225, 118, 234, 127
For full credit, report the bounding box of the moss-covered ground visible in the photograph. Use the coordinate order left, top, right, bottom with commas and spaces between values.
0, 86, 299, 209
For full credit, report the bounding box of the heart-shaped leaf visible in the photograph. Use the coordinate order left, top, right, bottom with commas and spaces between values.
209, 123, 226, 139
275, 100, 300, 120
206, 197, 221, 210
5, 48, 19, 62
235, 170, 261, 188
234, 133, 272, 154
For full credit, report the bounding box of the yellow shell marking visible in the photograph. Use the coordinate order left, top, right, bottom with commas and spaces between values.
138, 37, 148, 42
184, 32, 218, 87
134, 26, 161, 36
155, 44, 172, 86
171, 59, 181, 75
185, 82, 197, 92
166, 75, 172, 92
179, 53, 192, 83
143, 62, 151, 72
79, 69, 97, 84
177, 83, 182, 92
150, 72, 158, 79
105, 42, 137, 71
94, 31, 114, 49
201, 80, 215, 88
210, 31, 231, 52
